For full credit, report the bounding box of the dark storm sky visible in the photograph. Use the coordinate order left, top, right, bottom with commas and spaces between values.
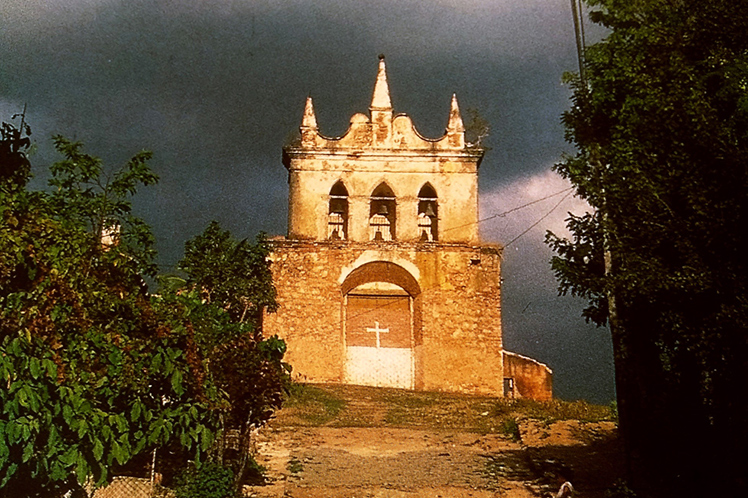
1, 0, 614, 403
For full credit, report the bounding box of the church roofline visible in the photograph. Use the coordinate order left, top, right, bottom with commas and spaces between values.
267, 237, 503, 254
282, 145, 485, 172
292, 56, 481, 155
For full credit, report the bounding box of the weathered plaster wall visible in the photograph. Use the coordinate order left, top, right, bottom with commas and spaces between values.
502, 351, 553, 401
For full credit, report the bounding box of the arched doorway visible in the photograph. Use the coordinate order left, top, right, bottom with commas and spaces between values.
341, 262, 421, 389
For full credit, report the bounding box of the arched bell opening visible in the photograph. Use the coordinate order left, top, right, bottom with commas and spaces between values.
369, 182, 396, 241
417, 183, 438, 242
328, 181, 349, 240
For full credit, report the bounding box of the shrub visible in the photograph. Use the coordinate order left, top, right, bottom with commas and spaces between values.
174, 462, 234, 498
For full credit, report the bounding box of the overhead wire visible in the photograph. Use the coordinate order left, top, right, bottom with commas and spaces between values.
504, 190, 573, 248
443, 186, 573, 234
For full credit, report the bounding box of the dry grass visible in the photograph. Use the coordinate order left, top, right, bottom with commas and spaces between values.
274, 383, 615, 434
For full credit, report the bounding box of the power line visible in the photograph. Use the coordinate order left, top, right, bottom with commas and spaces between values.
444, 186, 573, 233
504, 190, 573, 248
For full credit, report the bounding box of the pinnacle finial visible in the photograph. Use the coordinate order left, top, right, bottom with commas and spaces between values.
301, 96, 318, 129
370, 55, 392, 110
447, 93, 465, 133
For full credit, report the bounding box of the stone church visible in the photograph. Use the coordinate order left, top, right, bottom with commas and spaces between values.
264, 56, 552, 399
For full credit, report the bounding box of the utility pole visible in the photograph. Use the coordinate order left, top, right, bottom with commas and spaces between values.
569, 0, 587, 83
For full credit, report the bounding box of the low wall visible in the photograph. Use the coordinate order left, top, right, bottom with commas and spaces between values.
502, 351, 553, 401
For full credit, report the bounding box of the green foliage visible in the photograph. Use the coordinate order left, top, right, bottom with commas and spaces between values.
174, 461, 234, 498
548, 1, 748, 494
48, 136, 158, 276
608, 401, 618, 423
178, 221, 277, 323
0, 136, 222, 497
499, 399, 615, 424
175, 222, 289, 430
174, 222, 288, 492
464, 107, 490, 148
0, 116, 32, 183
1, 129, 288, 497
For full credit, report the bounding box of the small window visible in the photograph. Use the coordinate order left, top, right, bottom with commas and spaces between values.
417, 184, 438, 241
503, 378, 515, 398
370, 182, 396, 241
328, 181, 348, 240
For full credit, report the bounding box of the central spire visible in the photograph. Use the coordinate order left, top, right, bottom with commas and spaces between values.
370, 54, 392, 111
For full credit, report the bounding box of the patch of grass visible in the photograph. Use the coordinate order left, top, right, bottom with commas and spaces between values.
287, 457, 304, 474
609, 400, 618, 422
492, 398, 615, 424
499, 417, 521, 441
274, 383, 614, 432
281, 383, 346, 425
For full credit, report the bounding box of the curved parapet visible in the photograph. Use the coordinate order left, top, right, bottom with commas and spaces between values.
294, 106, 472, 152
289, 56, 480, 154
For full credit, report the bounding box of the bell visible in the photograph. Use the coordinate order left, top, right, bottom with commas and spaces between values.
330, 199, 346, 214
423, 203, 436, 217
377, 203, 389, 215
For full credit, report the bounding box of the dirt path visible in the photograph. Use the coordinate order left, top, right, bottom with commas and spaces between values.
243, 385, 623, 498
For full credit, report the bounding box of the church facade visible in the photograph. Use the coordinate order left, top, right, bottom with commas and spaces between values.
264, 56, 552, 398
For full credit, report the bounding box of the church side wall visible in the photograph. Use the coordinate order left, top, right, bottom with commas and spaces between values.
264, 241, 504, 395
264, 242, 346, 383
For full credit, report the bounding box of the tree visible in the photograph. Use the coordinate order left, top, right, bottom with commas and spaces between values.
179, 221, 277, 324
0, 132, 223, 497
176, 222, 288, 491
547, 1, 748, 496
0, 114, 31, 182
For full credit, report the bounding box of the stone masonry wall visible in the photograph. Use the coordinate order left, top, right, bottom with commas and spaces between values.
264, 239, 505, 395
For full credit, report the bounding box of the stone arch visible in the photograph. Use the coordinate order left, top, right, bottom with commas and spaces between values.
341, 261, 422, 389
341, 261, 420, 297
417, 183, 437, 199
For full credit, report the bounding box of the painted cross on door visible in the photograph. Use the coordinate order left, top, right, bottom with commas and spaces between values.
345, 293, 414, 389
366, 321, 389, 348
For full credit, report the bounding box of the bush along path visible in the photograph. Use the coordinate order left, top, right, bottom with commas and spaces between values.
243, 384, 624, 498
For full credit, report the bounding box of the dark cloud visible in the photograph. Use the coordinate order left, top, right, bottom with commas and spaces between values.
1, 0, 613, 402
